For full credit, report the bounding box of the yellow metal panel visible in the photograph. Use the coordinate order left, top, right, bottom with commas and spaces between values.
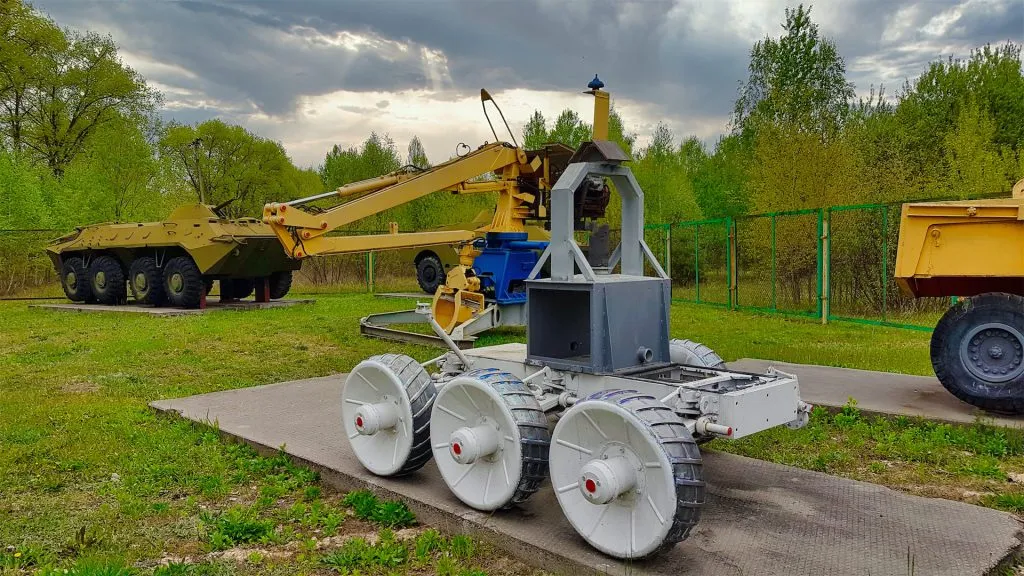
291, 230, 477, 258
592, 90, 609, 141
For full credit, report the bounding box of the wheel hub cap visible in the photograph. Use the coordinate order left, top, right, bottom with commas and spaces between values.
578, 448, 639, 505
354, 397, 401, 435
134, 273, 147, 291
448, 420, 501, 465
169, 273, 183, 293
961, 323, 1024, 383
65, 271, 77, 288
95, 271, 106, 289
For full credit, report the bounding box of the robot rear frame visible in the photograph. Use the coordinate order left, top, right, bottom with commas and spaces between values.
341, 147, 811, 560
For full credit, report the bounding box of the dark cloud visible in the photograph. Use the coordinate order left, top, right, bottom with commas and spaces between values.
30, 0, 1023, 142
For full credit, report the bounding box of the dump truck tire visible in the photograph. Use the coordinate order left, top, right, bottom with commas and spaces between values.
932, 293, 1024, 414
163, 256, 203, 309
128, 257, 166, 306
269, 270, 292, 300
60, 256, 93, 303
89, 255, 127, 305
416, 254, 443, 294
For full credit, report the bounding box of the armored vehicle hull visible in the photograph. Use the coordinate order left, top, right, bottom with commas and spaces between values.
46, 204, 301, 309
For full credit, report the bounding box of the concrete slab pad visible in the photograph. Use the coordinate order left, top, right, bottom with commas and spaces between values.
152, 375, 1022, 576
730, 359, 1024, 429
30, 299, 314, 316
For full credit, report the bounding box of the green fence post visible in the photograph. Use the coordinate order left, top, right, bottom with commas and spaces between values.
727, 218, 736, 309
694, 225, 700, 303
770, 214, 777, 311
881, 205, 889, 323
818, 208, 828, 324
664, 224, 671, 279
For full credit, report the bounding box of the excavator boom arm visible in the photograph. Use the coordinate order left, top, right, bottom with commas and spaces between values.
263, 142, 530, 258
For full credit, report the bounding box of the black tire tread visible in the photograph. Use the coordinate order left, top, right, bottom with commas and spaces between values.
932, 292, 1024, 414
128, 256, 166, 306
365, 353, 438, 476
579, 388, 704, 558
89, 255, 127, 305
60, 256, 93, 303
458, 368, 551, 508
269, 270, 293, 300
163, 256, 203, 309
416, 254, 444, 294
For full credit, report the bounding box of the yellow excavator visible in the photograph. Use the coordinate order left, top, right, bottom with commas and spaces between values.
262, 78, 614, 341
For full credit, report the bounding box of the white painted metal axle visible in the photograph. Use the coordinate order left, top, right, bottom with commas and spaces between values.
449, 423, 500, 464
354, 400, 400, 435
578, 456, 637, 505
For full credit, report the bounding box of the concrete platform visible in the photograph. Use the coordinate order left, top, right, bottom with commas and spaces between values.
730, 359, 1024, 429
30, 299, 314, 316
152, 374, 1023, 576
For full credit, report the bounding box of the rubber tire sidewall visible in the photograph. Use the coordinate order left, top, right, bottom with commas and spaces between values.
932, 293, 1024, 414
60, 257, 93, 303
416, 254, 443, 294
128, 257, 166, 306
269, 270, 292, 300
89, 255, 126, 305
163, 256, 203, 309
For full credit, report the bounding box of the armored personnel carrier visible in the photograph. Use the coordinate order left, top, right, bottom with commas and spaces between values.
45, 203, 300, 309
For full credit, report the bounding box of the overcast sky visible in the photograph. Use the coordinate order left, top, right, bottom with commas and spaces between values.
30, 0, 1024, 170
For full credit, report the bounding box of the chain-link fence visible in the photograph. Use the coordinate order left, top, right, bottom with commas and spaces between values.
652, 203, 959, 331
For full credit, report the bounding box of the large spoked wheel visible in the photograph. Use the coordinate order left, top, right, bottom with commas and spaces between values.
128, 257, 166, 306
430, 369, 550, 511
60, 256, 93, 303
550, 389, 704, 560
932, 293, 1024, 414
343, 354, 436, 476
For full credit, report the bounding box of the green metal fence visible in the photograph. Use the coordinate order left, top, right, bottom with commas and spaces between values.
650, 202, 959, 331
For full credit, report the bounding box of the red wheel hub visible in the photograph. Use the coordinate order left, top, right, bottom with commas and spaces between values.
452, 442, 462, 456
585, 478, 597, 493
355, 416, 364, 428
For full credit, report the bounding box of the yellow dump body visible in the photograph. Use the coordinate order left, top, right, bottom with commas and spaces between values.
895, 186, 1024, 298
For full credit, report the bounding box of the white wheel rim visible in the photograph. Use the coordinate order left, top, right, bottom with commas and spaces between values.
430, 376, 523, 511
342, 359, 415, 476
550, 401, 677, 559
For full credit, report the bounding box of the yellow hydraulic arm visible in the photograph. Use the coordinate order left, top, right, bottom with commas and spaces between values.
262, 141, 541, 259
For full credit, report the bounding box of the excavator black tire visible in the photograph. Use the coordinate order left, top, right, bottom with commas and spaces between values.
416, 254, 444, 294
932, 292, 1024, 415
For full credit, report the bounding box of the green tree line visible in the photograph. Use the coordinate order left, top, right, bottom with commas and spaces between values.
1, 1, 1021, 297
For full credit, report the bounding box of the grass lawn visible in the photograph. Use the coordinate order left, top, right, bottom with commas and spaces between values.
2, 293, 1022, 575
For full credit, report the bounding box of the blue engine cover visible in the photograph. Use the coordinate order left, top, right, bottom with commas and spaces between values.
472, 232, 548, 305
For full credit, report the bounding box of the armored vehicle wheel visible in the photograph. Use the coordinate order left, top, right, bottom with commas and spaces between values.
231, 278, 255, 300
550, 389, 704, 559
128, 257, 166, 306
932, 293, 1024, 414
343, 353, 436, 476
89, 255, 126, 305
163, 256, 203, 308
430, 369, 550, 511
416, 254, 443, 294
269, 270, 292, 300
60, 256, 93, 303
